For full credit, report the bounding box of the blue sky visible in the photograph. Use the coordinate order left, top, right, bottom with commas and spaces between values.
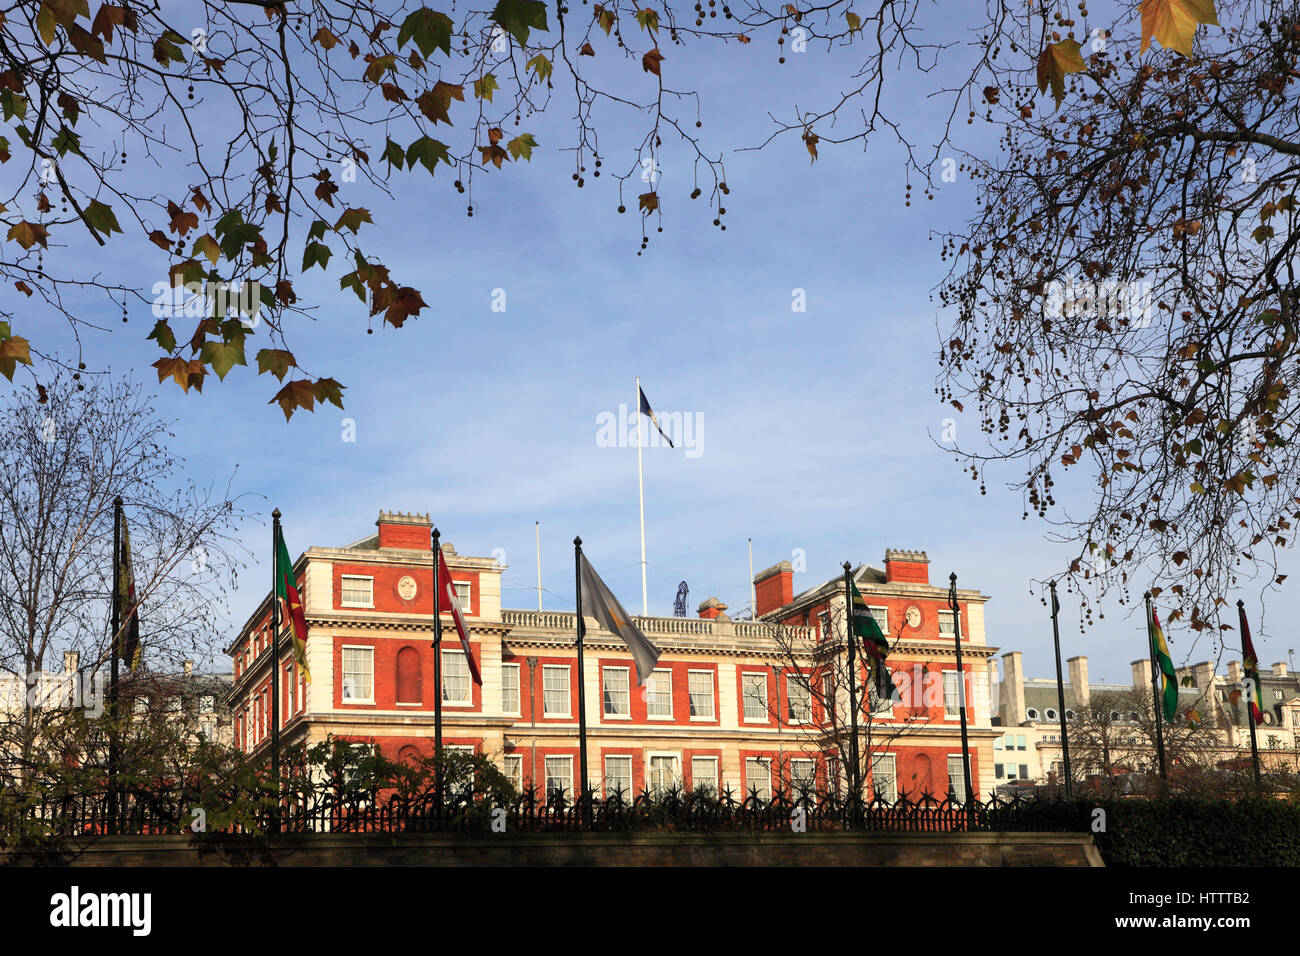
13, 2, 1298, 685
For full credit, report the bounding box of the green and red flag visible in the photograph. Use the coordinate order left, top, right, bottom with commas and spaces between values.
1149, 609, 1178, 721
849, 579, 895, 701
275, 525, 310, 682
114, 515, 141, 669
1238, 603, 1264, 724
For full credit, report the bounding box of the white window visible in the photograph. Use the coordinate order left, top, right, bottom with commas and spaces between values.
868, 606, 889, 632
199, 718, 216, 740
688, 670, 715, 719
745, 757, 772, 800
947, 754, 968, 804
939, 610, 956, 636
441, 649, 471, 705
199, 695, 215, 715
501, 663, 520, 715
789, 758, 816, 793
1026, 707, 1039, 720
543, 665, 571, 717
453, 581, 471, 610
503, 754, 523, 792
647, 753, 680, 795
544, 755, 573, 799
943, 671, 962, 717
871, 754, 898, 803
341, 575, 374, 608
742, 673, 768, 721
602, 666, 630, 718
691, 756, 718, 794
647, 669, 673, 718
605, 755, 633, 800
787, 676, 812, 723
341, 646, 374, 702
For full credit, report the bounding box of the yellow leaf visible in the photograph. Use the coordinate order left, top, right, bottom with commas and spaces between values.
1036, 39, 1084, 108
1139, 0, 1217, 57
845, 11, 861, 32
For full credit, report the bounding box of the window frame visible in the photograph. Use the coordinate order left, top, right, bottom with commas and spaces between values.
544, 755, 573, 800
542, 664, 572, 718
602, 666, 631, 720
604, 754, 634, 801
501, 662, 521, 716
744, 756, 772, 800
871, 753, 898, 803
340, 574, 375, 609
645, 751, 682, 795
646, 668, 674, 720
440, 648, 473, 707
786, 674, 812, 724
741, 671, 769, 723
690, 755, 718, 795
687, 669, 715, 720
340, 645, 375, 704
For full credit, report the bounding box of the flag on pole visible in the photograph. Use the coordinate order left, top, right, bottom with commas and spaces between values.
638, 385, 674, 448
1239, 606, 1265, 724
274, 525, 311, 682
578, 553, 661, 684
1149, 610, 1178, 721
115, 516, 141, 669
849, 579, 895, 700
437, 544, 481, 685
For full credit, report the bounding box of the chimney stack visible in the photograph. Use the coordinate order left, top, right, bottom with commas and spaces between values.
883, 548, 929, 585
697, 597, 729, 620
1067, 655, 1089, 708
1001, 651, 1026, 726
376, 510, 433, 550
1131, 659, 1153, 690
753, 561, 794, 616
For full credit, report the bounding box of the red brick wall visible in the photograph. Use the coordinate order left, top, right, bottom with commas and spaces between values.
377, 522, 432, 550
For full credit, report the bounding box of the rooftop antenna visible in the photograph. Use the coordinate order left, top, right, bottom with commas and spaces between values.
535, 521, 543, 612
748, 537, 756, 619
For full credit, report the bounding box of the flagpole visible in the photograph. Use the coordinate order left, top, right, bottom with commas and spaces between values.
949, 574, 976, 824
841, 562, 862, 819
1048, 581, 1072, 799
107, 496, 122, 836
431, 526, 444, 802
1237, 599, 1262, 789
636, 377, 647, 617
1143, 592, 1168, 782
268, 509, 283, 832
748, 538, 756, 618
536, 521, 543, 612
574, 536, 590, 821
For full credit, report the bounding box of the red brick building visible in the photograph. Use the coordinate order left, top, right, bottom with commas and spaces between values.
226, 513, 999, 801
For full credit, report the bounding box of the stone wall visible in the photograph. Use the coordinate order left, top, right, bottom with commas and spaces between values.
4, 831, 1102, 867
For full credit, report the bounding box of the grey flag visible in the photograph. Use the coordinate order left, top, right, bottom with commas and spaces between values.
579, 553, 661, 685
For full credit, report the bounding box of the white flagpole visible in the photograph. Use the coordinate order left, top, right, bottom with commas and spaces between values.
748, 537, 756, 619
637, 376, 648, 617
535, 521, 543, 611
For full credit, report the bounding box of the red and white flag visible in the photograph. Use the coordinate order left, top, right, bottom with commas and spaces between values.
437, 545, 481, 685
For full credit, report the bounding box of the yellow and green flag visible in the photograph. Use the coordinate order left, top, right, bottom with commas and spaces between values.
1150, 610, 1178, 721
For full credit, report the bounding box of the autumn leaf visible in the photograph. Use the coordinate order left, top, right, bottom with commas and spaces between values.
270, 379, 319, 421
396, 7, 454, 58
314, 377, 346, 410
596, 5, 616, 35
580, 41, 595, 56
802, 129, 818, 162
0, 334, 32, 381
13, 280, 32, 297
167, 200, 199, 236
200, 337, 247, 380
636, 8, 660, 33
256, 348, 297, 381
153, 356, 192, 390
845, 11, 861, 32
382, 287, 427, 328
333, 207, 373, 234
363, 53, 398, 84
507, 133, 538, 161
147, 319, 176, 352
193, 233, 221, 265
474, 74, 499, 102
151, 29, 186, 66
638, 191, 658, 213
7, 221, 50, 250
148, 229, 170, 250
406, 135, 451, 174
480, 144, 509, 168
416, 81, 464, 125
1036, 39, 1084, 108
1139, 0, 1218, 57
642, 48, 664, 76
312, 26, 339, 49
526, 54, 553, 81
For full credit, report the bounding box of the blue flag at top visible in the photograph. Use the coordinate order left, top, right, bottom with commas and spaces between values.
638, 385, 674, 448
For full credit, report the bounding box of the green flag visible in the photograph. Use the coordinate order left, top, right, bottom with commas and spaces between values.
1149, 609, 1177, 722
850, 580, 895, 701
